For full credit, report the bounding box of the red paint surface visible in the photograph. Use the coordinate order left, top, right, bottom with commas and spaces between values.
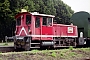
53, 24, 78, 37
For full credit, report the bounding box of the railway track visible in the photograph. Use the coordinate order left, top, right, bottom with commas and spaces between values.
0, 46, 14, 53
0, 45, 89, 53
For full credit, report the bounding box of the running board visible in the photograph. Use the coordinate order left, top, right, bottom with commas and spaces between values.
31, 43, 40, 44
30, 47, 40, 48
54, 46, 76, 48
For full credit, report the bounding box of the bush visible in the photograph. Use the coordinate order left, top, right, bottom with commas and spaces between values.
69, 46, 74, 50
50, 52, 56, 57
31, 49, 39, 54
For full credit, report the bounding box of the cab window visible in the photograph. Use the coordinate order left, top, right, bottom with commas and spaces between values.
42, 17, 52, 26
42, 17, 47, 25
16, 16, 21, 26
26, 15, 31, 25
47, 17, 52, 26
35, 17, 40, 28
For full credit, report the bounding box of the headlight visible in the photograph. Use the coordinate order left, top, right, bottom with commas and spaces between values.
21, 42, 25, 45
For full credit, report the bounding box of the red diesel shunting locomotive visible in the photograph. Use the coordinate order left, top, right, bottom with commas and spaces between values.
10, 9, 78, 50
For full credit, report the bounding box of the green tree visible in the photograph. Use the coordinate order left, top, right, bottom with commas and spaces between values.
33, 0, 45, 13
53, 0, 74, 24
42, 0, 56, 15
0, 0, 13, 40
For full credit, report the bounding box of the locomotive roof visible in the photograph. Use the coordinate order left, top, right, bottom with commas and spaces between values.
31, 12, 55, 17
15, 12, 55, 18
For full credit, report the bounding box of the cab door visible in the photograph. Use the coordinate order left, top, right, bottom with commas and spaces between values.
41, 17, 53, 40
34, 16, 41, 40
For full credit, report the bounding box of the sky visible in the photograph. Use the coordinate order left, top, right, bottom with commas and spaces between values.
62, 0, 90, 13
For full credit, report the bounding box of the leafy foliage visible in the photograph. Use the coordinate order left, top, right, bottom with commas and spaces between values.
53, 0, 74, 24
0, 0, 14, 40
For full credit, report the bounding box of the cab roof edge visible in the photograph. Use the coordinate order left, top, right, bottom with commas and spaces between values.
21, 9, 55, 17
30, 12, 55, 17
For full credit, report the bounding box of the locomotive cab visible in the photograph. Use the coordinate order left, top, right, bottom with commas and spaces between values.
15, 12, 33, 50
14, 11, 55, 50
15, 12, 32, 36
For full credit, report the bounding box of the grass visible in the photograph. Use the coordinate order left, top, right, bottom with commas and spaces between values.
80, 47, 90, 51
0, 48, 89, 60
60, 51, 64, 57
0, 42, 13, 46
49, 51, 56, 57
3, 43, 8, 46
31, 49, 39, 54
69, 46, 74, 50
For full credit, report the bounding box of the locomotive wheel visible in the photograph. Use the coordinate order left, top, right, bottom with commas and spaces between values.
14, 44, 18, 51
25, 44, 30, 51
14, 43, 16, 49
14, 43, 19, 51
25, 37, 31, 51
